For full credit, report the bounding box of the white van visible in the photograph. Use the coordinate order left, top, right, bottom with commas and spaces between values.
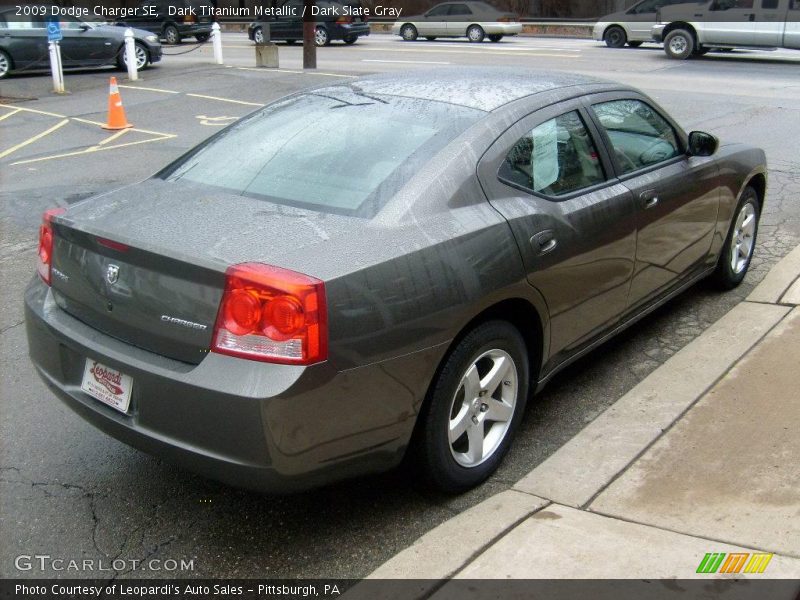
652, 0, 800, 58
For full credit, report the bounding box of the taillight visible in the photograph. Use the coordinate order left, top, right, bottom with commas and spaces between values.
211, 263, 327, 365
498, 17, 518, 23
37, 207, 66, 285
184, 13, 196, 23
336, 15, 353, 24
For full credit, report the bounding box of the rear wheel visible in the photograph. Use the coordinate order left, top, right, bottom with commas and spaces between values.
0, 50, 11, 80
400, 24, 418, 41
314, 26, 330, 47
163, 24, 180, 45
712, 186, 760, 289
488, 34, 503, 42
664, 28, 695, 59
466, 24, 485, 42
604, 25, 626, 48
117, 41, 149, 70
253, 27, 264, 44
416, 320, 530, 492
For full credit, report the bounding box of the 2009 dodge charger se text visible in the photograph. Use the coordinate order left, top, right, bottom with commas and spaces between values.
25, 68, 766, 494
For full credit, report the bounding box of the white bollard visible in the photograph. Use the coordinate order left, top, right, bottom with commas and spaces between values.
211, 22, 223, 65
124, 28, 138, 81
48, 40, 65, 94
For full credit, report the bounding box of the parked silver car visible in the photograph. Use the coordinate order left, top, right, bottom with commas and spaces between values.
392, 1, 521, 42
593, 0, 692, 47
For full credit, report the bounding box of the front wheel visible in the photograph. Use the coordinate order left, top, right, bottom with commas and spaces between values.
314, 26, 330, 47
163, 24, 180, 45
466, 24, 485, 43
488, 34, 503, 42
117, 41, 149, 71
712, 186, 760, 290
416, 320, 530, 492
604, 25, 627, 48
664, 28, 695, 59
400, 24, 418, 41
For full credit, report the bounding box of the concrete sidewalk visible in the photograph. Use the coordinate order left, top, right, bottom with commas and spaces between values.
365, 245, 800, 593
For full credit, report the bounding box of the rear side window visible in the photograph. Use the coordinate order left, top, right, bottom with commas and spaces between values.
427, 5, 451, 16
498, 111, 606, 197
592, 99, 680, 174
449, 4, 473, 15
161, 89, 483, 216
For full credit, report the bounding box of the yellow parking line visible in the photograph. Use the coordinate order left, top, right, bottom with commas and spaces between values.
118, 84, 180, 94
0, 119, 69, 160
98, 129, 130, 146
0, 103, 67, 118
0, 108, 22, 122
10, 135, 175, 166
186, 93, 265, 106
69, 116, 175, 138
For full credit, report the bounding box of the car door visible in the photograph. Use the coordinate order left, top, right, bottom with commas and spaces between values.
477, 100, 638, 371
785, 0, 800, 47
420, 4, 450, 36
705, 0, 757, 45
586, 94, 720, 314
277, 0, 303, 40
445, 3, 472, 37
625, 0, 693, 40
753, 0, 789, 46
2, 14, 47, 68
58, 19, 117, 66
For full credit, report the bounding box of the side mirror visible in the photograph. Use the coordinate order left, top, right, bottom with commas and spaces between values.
688, 131, 718, 157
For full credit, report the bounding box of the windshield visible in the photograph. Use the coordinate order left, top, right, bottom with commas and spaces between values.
160, 87, 483, 216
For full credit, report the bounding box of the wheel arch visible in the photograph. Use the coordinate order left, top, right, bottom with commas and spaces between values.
745, 172, 766, 212
602, 23, 628, 38
466, 22, 484, 34
663, 22, 697, 43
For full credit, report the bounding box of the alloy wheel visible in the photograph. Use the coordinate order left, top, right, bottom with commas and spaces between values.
669, 35, 688, 56
315, 27, 328, 46
730, 202, 757, 274
448, 349, 518, 468
0, 52, 9, 79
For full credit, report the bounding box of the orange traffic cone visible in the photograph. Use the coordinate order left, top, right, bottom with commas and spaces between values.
102, 77, 132, 130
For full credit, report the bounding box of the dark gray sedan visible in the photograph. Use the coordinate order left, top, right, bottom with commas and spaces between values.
25, 69, 766, 493
0, 9, 161, 79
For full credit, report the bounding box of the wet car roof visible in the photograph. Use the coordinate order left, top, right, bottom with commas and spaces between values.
333, 68, 617, 112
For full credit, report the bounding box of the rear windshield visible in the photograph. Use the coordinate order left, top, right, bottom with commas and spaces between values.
159, 87, 483, 216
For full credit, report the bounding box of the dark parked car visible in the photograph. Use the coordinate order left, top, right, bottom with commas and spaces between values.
119, 0, 214, 44
26, 69, 765, 493
0, 9, 162, 79
247, 0, 369, 46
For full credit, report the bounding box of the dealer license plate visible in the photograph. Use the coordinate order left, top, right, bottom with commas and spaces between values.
80, 359, 133, 414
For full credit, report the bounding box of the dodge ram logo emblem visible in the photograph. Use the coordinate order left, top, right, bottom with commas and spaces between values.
106, 264, 120, 285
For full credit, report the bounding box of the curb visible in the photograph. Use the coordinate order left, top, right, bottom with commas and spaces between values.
366, 244, 800, 581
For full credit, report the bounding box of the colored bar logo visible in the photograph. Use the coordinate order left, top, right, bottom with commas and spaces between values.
696, 552, 773, 574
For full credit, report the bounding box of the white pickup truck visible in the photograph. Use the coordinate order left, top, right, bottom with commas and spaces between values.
652, 0, 800, 58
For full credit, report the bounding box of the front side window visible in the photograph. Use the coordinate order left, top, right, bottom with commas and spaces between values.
498, 111, 606, 197
592, 99, 680, 174
449, 4, 472, 15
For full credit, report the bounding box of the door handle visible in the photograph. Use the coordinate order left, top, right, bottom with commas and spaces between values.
640, 190, 659, 209
530, 230, 558, 256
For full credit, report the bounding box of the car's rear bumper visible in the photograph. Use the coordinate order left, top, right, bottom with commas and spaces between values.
329, 22, 370, 40
481, 23, 522, 35
25, 278, 435, 493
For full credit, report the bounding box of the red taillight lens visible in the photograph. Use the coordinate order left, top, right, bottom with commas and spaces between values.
211, 263, 328, 365
336, 15, 353, 24
184, 13, 196, 23
37, 207, 66, 285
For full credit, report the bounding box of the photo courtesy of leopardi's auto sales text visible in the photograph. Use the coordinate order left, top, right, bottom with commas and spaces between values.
1, 0, 799, 598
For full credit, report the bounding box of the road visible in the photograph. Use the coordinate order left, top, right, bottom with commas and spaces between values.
1, 33, 799, 579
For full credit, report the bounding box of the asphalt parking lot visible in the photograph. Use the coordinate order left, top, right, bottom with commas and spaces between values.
1, 33, 800, 579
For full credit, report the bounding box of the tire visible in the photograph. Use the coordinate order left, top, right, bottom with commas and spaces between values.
117, 41, 150, 71
664, 28, 695, 59
343, 35, 357, 45
604, 25, 626, 48
466, 24, 485, 43
425, 36, 437, 41
415, 320, 530, 493
488, 34, 503, 42
0, 49, 11, 80
627, 40, 643, 48
253, 27, 264, 44
314, 26, 330, 47
400, 24, 418, 41
195, 32, 210, 43
163, 24, 181, 45
712, 186, 760, 290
